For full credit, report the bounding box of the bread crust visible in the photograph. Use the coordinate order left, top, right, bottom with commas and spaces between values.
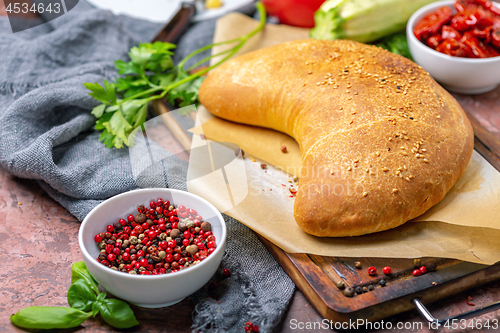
199, 39, 474, 237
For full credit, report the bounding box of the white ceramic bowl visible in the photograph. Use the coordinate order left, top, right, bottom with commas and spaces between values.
407, 0, 500, 94
79, 188, 226, 308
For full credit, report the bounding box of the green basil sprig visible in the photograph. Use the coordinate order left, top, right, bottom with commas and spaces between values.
10, 262, 139, 330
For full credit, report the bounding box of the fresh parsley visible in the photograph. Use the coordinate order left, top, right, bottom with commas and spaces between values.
85, 2, 267, 149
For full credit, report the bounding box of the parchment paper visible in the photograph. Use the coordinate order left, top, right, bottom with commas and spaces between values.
187, 13, 500, 264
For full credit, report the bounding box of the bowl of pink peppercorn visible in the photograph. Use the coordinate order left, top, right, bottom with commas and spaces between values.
78, 188, 227, 308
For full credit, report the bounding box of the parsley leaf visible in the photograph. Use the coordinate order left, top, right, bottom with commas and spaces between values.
85, 3, 267, 149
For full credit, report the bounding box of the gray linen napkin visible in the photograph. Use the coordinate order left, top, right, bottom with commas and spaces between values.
0, 2, 295, 332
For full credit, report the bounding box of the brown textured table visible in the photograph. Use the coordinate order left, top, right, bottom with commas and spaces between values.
3, 1, 500, 331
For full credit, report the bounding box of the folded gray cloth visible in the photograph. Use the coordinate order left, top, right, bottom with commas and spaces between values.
0, 2, 294, 332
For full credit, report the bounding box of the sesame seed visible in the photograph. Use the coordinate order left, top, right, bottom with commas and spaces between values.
392, 188, 398, 193
382, 167, 389, 172
347, 166, 352, 171
363, 192, 368, 197
424, 158, 429, 163
405, 177, 411, 182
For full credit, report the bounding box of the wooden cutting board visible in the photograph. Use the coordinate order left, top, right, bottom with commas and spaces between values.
154, 85, 500, 323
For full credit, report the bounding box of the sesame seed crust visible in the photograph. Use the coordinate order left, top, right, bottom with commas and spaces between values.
199, 39, 475, 237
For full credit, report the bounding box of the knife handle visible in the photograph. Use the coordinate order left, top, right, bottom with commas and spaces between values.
152, 2, 196, 43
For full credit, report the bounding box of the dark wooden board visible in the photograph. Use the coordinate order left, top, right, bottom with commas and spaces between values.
257, 87, 500, 323
154, 84, 500, 324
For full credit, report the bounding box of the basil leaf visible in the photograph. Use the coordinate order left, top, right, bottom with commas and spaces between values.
92, 301, 100, 317
98, 298, 139, 329
71, 261, 99, 294
67, 279, 96, 312
96, 292, 107, 302
10, 306, 91, 329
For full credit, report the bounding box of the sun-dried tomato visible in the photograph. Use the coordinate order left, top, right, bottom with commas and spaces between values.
461, 30, 491, 57
442, 25, 463, 39
426, 33, 443, 48
436, 39, 469, 57
414, 6, 453, 41
415, 0, 500, 58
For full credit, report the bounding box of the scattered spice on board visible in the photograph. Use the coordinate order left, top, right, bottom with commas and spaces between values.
260, 163, 267, 169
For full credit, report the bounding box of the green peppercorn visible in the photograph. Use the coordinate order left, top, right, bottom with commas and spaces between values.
336, 280, 345, 289
129, 236, 138, 245
413, 258, 422, 268
368, 285, 375, 291
362, 286, 368, 293
354, 261, 362, 269
186, 245, 199, 256
343, 287, 354, 297
129, 270, 137, 274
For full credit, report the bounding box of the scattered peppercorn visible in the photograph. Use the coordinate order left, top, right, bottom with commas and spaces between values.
424, 259, 437, 272
343, 287, 355, 297
382, 266, 392, 275
355, 286, 363, 294
419, 266, 427, 275
336, 280, 345, 290
413, 258, 422, 268
367, 266, 377, 276
244, 321, 259, 333
260, 163, 267, 169
367, 285, 375, 291
379, 279, 386, 287
222, 268, 230, 277
93, 198, 216, 275
412, 269, 422, 277
235, 148, 245, 158
354, 261, 362, 269
281, 145, 287, 153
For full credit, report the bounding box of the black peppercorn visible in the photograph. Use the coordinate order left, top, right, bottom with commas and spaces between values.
175, 238, 182, 246
368, 285, 375, 291
379, 279, 386, 287
166, 223, 172, 229
355, 286, 363, 294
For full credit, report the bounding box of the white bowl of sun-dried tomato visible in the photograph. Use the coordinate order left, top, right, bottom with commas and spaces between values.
407, 0, 500, 94
79, 188, 227, 308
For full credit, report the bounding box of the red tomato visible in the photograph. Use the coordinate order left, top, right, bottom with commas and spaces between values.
262, 0, 326, 28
